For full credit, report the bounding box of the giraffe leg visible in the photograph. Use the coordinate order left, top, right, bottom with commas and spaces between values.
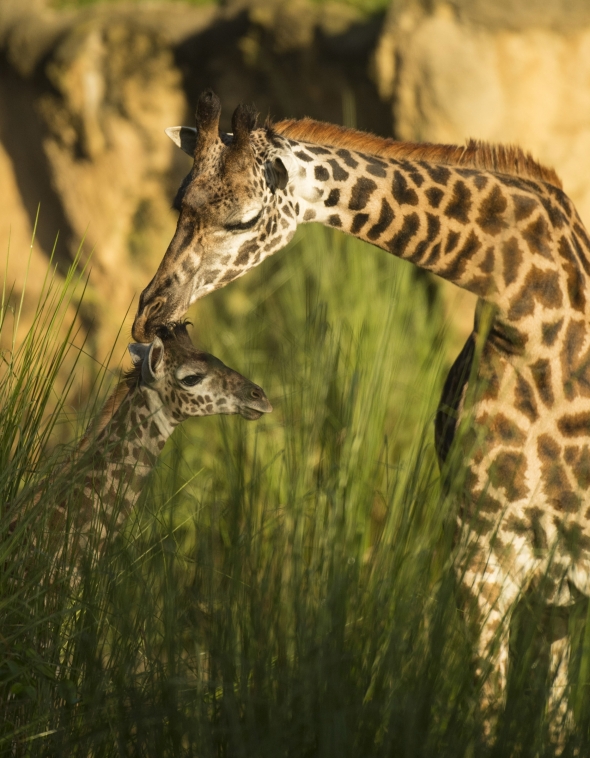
460, 572, 518, 740
474, 604, 511, 738
547, 633, 573, 752
459, 540, 523, 742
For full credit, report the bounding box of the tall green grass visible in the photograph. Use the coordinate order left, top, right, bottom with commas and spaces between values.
1, 225, 589, 756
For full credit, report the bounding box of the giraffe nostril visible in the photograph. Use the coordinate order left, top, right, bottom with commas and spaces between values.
147, 298, 164, 319
251, 389, 261, 399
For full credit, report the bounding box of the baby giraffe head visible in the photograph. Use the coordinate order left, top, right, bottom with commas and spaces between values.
128, 322, 272, 422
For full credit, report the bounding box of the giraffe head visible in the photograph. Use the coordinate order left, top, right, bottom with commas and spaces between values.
132, 90, 301, 342
128, 322, 272, 421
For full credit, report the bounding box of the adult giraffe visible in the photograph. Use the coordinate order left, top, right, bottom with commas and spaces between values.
132, 90, 590, 737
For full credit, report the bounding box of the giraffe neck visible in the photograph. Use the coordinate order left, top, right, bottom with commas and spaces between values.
287, 140, 588, 351
62, 381, 179, 558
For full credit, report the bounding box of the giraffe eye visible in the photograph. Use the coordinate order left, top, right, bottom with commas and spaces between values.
224, 210, 263, 232
181, 374, 204, 387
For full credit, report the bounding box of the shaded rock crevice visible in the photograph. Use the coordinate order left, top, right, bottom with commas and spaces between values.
0, 57, 75, 275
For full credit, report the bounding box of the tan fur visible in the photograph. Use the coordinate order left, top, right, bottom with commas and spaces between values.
274, 118, 563, 190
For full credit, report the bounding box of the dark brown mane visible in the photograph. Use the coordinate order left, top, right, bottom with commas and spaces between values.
273, 118, 562, 189
78, 365, 142, 451
155, 320, 193, 344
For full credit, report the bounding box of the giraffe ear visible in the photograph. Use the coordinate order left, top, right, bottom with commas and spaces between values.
145, 336, 165, 380
165, 126, 198, 157
128, 343, 150, 366
264, 157, 289, 192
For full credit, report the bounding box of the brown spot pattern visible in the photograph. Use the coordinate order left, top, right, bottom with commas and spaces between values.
348, 177, 377, 211
386, 213, 420, 257
512, 194, 538, 222
479, 246, 495, 274
558, 236, 586, 312
445, 230, 461, 254
530, 359, 555, 407
444, 180, 472, 224
350, 213, 369, 234
392, 171, 419, 206
314, 165, 329, 181
564, 444, 590, 489
514, 374, 538, 423
367, 198, 395, 240
507, 267, 562, 321
422, 164, 451, 186
481, 412, 527, 448
409, 213, 441, 263
489, 450, 529, 502
522, 215, 552, 259
324, 188, 340, 207
554, 520, 590, 557
557, 412, 590, 437
327, 159, 349, 181
425, 186, 444, 208
541, 318, 563, 346
476, 185, 508, 236
501, 237, 523, 287
442, 230, 481, 281
572, 225, 590, 275
560, 319, 590, 400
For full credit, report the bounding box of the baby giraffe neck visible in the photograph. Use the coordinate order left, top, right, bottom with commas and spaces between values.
74, 383, 178, 554
16, 378, 180, 579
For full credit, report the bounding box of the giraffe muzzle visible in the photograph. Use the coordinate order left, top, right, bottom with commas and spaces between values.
238, 385, 273, 420
132, 297, 170, 343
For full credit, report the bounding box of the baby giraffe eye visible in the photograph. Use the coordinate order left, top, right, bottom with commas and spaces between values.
180, 374, 204, 387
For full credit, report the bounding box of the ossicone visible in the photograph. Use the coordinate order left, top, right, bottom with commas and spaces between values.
232, 103, 257, 139
226, 103, 258, 165
196, 90, 221, 128
193, 89, 222, 154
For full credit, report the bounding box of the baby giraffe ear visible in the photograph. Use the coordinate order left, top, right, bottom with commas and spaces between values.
128, 339, 165, 382
264, 157, 289, 192
145, 336, 165, 381
128, 343, 150, 366
165, 126, 198, 156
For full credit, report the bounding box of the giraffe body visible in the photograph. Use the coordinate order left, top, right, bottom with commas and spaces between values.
132, 92, 590, 735
25, 322, 271, 563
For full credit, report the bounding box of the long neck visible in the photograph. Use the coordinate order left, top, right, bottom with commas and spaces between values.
52, 380, 178, 561
288, 138, 588, 347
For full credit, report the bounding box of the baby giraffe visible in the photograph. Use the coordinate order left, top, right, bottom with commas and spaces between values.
34, 322, 272, 564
